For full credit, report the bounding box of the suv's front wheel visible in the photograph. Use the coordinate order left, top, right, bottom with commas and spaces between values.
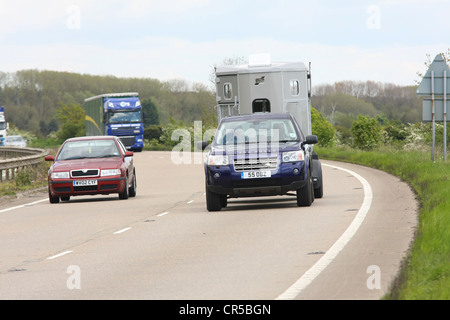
206, 182, 222, 212
297, 170, 314, 207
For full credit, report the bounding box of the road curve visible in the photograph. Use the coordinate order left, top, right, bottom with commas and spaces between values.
0, 152, 417, 300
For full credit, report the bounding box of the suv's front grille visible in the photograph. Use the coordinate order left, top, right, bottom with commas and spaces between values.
71, 169, 99, 178
233, 157, 278, 172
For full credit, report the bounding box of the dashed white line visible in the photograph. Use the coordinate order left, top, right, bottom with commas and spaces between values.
114, 227, 132, 235
187, 200, 194, 204
157, 211, 169, 217
276, 163, 373, 300
47, 251, 72, 260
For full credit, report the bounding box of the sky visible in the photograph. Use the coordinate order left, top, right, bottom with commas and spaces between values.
0, 0, 449, 88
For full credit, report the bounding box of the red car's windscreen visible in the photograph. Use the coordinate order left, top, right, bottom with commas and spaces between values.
57, 140, 120, 161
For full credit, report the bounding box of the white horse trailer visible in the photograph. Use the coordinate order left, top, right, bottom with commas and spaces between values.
215, 60, 312, 135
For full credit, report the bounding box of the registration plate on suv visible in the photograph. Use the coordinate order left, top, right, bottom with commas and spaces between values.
241, 171, 271, 179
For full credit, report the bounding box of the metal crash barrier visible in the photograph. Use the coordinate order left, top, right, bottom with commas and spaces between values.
0, 147, 48, 182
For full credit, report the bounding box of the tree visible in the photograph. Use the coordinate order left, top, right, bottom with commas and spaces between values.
311, 107, 335, 147
55, 103, 85, 141
351, 114, 382, 150
40, 119, 58, 136
141, 98, 160, 126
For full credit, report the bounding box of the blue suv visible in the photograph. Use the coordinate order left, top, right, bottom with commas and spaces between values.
202, 113, 318, 211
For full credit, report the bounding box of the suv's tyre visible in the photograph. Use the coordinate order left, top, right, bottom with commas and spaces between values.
297, 170, 314, 207
206, 182, 222, 212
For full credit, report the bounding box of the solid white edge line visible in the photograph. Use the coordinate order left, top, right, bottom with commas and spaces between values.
276, 163, 373, 300
47, 250, 73, 260
114, 227, 132, 235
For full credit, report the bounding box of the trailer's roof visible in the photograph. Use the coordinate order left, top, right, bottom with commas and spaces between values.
84, 92, 139, 103
219, 112, 293, 122
215, 61, 308, 75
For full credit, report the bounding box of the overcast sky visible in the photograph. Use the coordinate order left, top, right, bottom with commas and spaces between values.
0, 0, 448, 87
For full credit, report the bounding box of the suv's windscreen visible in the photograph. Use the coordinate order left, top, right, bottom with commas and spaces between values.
215, 118, 299, 146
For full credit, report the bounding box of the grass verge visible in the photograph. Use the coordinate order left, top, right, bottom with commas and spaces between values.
315, 146, 449, 300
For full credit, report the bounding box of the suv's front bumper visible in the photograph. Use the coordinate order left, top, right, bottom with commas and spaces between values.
206, 161, 306, 197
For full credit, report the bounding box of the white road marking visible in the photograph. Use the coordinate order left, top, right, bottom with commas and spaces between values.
157, 211, 169, 217
47, 251, 72, 260
187, 200, 194, 204
114, 227, 132, 235
276, 163, 373, 300
0, 199, 47, 214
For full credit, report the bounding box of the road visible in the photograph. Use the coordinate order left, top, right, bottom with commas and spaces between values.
0, 151, 417, 300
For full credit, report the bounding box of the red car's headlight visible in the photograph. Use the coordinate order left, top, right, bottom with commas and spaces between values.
101, 169, 121, 177
51, 172, 70, 179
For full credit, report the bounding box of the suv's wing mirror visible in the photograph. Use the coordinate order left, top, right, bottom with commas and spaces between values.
301, 135, 318, 149
305, 135, 318, 145
198, 141, 210, 151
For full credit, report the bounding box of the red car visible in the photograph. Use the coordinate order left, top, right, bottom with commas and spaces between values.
45, 136, 137, 203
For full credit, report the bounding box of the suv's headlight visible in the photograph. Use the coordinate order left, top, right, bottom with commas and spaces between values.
282, 150, 305, 162
208, 154, 229, 166
51, 172, 70, 179
101, 169, 121, 177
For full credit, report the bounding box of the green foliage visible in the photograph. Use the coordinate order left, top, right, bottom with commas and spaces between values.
201, 105, 218, 130
142, 98, 160, 126
15, 170, 31, 187
351, 114, 382, 150
312, 81, 422, 126
314, 92, 378, 126
55, 103, 86, 141
144, 125, 163, 144
159, 118, 190, 149
0, 69, 215, 137
311, 107, 335, 147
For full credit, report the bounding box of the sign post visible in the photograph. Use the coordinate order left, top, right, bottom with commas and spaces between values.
444, 70, 447, 159
417, 54, 450, 161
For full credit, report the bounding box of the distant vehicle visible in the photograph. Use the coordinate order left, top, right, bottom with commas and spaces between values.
4, 135, 27, 148
45, 136, 136, 203
0, 106, 8, 146
84, 92, 144, 152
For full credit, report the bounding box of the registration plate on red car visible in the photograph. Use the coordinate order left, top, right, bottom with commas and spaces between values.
73, 180, 98, 187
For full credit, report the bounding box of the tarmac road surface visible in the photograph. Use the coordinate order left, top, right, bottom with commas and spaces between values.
0, 151, 417, 300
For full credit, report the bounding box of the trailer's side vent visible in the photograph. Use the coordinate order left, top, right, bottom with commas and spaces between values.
252, 99, 271, 113
255, 76, 265, 86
